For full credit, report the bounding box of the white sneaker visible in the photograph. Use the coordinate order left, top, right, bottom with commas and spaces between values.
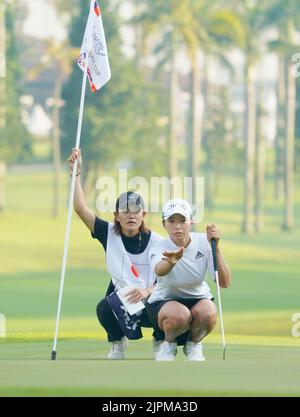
183, 341, 205, 361
152, 339, 164, 360
156, 341, 177, 361
107, 337, 128, 360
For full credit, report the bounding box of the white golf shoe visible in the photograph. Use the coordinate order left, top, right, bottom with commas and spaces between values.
107, 337, 128, 360
155, 341, 177, 361
183, 341, 205, 361
152, 339, 164, 360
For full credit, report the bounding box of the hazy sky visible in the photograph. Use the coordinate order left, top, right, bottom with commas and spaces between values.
22, 0, 66, 40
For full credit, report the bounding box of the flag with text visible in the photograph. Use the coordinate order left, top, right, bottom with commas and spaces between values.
78, 1, 111, 92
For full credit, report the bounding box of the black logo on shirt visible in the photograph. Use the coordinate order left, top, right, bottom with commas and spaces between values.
195, 251, 204, 259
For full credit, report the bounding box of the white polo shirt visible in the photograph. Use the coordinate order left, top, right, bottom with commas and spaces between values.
148, 232, 215, 304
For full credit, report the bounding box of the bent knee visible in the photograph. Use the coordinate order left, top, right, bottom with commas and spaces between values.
96, 298, 109, 318
192, 309, 217, 327
165, 310, 192, 328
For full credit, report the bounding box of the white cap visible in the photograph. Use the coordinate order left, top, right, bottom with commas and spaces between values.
162, 199, 193, 220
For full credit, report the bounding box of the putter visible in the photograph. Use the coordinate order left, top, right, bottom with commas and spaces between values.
211, 238, 226, 360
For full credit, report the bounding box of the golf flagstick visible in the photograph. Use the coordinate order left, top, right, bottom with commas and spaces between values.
51, 49, 90, 361
211, 238, 226, 360
51, 1, 111, 361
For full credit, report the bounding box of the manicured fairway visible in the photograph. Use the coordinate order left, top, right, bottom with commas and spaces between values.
0, 337, 299, 397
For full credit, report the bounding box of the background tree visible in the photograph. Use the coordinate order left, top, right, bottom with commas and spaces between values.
61, 0, 166, 199
296, 81, 300, 176
134, 0, 183, 179
203, 85, 233, 210
28, 40, 78, 217
255, 79, 267, 232
265, 0, 300, 230
0, 0, 6, 211
136, 0, 244, 192
188, 2, 245, 206
230, 0, 269, 234
61, 0, 131, 192
0, 0, 31, 212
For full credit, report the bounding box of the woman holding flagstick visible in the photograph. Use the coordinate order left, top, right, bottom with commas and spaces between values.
67, 148, 164, 360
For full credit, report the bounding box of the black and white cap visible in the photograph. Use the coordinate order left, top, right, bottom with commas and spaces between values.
162, 199, 193, 220
115, 191, 145, 213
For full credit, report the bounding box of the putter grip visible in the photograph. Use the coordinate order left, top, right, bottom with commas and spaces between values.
211, 238, 218, 272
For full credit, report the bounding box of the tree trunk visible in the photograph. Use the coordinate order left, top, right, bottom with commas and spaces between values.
242, 62, 256, 234
0, 1, 6, 212
0, 160, 6, 212
203, 54, 217, 211
255, 81, 266, 232
283, 35, 295, 230
0, 0, 5, 79
191, 51, 203, 201
133, 0, 143, 71
169, 34, 178, 180
275, 55, 286, 200
52, 72, 62, 217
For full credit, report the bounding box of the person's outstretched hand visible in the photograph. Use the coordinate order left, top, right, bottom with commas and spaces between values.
162, 248, 184, 265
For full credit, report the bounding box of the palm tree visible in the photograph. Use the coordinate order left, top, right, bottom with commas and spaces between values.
134, 1, 182, 179
169, 30, 180, 180
283, 21, 296, 230
265, 0, 300, 230
0, 0, 6, 212
274, 50, 286, 200
244, 53, 256, 234
135, 0, 245, 193
0, 0, 27, 212
255, 79, 266, 232
187, 3, 245, 202
229, 0, 269, 234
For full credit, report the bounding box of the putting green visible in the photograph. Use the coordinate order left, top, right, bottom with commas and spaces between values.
1, 336, 299, 397
1, 170, 300, 397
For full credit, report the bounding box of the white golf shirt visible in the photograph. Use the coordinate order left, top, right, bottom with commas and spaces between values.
148, 233, 215, 304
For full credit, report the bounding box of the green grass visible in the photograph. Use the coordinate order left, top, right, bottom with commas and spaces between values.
0, 168, 300, 396
0, 338, 299, 397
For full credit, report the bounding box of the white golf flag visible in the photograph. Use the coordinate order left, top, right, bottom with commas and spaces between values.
78, 0, 111, 92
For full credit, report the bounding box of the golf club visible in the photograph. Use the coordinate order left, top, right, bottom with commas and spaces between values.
211, 238, 226, 360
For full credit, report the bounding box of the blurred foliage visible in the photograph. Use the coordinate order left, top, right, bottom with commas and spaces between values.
0, 0, 299, 229
203, 85, 243, 209
60, 0, 167, 185
0, 0, 31, 163
295, 80, 300, 174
